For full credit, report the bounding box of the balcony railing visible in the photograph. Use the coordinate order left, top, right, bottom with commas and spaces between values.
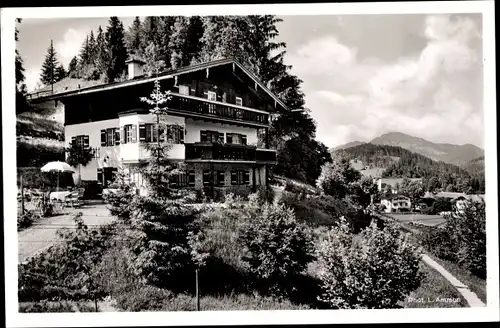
185, 143, 276, 163
168, 93, 269, 126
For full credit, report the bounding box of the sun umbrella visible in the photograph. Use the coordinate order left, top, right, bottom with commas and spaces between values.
41, 161, 75, 191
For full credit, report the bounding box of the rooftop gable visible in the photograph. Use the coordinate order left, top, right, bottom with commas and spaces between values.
28, 58, 290, 112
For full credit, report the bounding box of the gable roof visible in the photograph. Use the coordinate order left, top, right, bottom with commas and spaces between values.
28, 58, 290, 112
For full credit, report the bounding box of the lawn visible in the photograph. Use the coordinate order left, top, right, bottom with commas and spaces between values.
426, 254, 487, 304
390, 213, 445, 227
400, 262, 468, 308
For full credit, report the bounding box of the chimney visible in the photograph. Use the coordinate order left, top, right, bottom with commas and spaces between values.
126, 58, 145, 80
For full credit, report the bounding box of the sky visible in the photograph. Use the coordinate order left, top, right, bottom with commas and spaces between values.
16, 14, 484, 149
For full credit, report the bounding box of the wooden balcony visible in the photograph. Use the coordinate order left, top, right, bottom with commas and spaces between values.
167, 93, 270, 128
185, 143, 276, 163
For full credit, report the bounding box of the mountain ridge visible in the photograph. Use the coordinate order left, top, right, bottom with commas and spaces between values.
331, 132, 484, 167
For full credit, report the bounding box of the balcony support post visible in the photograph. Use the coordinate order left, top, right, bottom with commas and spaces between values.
265, 128, 269, 149
252, 164, 256, 193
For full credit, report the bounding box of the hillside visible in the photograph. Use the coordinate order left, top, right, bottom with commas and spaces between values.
332, 141, 366, 151
17, 111, 65, 168
461, 156, 485, 175
370, 132, 484, 166
333, 143, 470, 180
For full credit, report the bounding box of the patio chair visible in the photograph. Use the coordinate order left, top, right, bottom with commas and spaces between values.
65, 188, 85, 208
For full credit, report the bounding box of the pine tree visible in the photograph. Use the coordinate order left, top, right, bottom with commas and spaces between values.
78, 35, 91, 68
67, 56, 79, 78
129, 79, 200, 286
95, 26, 109, 77
16, 18, 30, 114
15, 18, 26, 88
40, 40, 62, 86
169, 16, 204, 69
105, 17, 128, 82
88, 30, 97, 65
125, 16, 143, 56
55, 64, 67, 81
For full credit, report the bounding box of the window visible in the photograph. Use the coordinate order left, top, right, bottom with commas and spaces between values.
100, 128, 117, 146
226, 133, 247, 145
203, 170, 211, 187
188, 171, 196, 187
167, 125, 185, 144
235, 97, 243, 106
73, 135, 89, 148
207, 91, 217, 101
231, 170, 250, 185
179, 85, 189, 96
140, 124, 159, 143
123, 124, 137, 144
216, 171, 225, 186
170, 172, 188, 188
200, 130, 224, 143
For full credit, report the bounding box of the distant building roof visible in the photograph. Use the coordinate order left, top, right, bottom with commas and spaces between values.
378, 178, 423, 187
434, 192, 466, 199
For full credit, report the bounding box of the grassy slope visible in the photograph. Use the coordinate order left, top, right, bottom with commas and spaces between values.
400, 262, 467, 308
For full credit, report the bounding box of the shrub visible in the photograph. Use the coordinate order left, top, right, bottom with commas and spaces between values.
256, 185, 275, 204
129, 196, 201, 287
316, 219, 423, 309
19, 301, 76, 313
421, 201, 486, 278
238, 202, 314, 297
18, 210, 39, 230
18, 214, 115, 302
115, 286, 174, 312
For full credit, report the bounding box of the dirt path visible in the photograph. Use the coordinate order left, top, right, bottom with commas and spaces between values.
18, 203, 116, 263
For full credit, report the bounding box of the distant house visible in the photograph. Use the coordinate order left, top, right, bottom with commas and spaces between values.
380, 195, 412, 213
376, 178, 423, 192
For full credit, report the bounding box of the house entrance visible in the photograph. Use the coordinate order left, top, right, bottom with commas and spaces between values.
97, 167, 118, 188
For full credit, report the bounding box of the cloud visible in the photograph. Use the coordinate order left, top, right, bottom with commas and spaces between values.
24, 66, 41, 92
55, 28, 87, 67
285, 14, 483, 148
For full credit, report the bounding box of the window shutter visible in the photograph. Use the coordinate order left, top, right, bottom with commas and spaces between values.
159, 127, 165, 142
200, 130, 207, 143
188, 171, 195, 187
218, 171, 225, 185
132, 125, 137, 143
71, 136, 76, 146
121, 127, 127, 144
139, 124, 146, 142
100, 130, 106, 146
115, 128, 120, 145
226, 133, 233, 144
218, 133, 224, 144
203, 170, 210, 186
244, 171, 250, 185
83, 135, 90, 148
179, 127, 185, 144
231, 171, 237, 185
241, 135, 247, 145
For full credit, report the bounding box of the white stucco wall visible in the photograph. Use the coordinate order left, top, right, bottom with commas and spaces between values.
184, 118, 258, 145
65, 118, 120, 182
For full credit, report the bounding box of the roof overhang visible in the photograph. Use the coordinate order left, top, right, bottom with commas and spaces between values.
29, 58, 290, 112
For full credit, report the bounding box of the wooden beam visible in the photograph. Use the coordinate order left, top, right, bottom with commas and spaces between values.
174, 76, 178, 86
206, 68, 209, 79
232, 62, 235, 72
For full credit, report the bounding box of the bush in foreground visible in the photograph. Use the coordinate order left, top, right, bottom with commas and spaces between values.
316, 219, 423, 309
420, 200, 486, 279
238, 202, 314, 297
